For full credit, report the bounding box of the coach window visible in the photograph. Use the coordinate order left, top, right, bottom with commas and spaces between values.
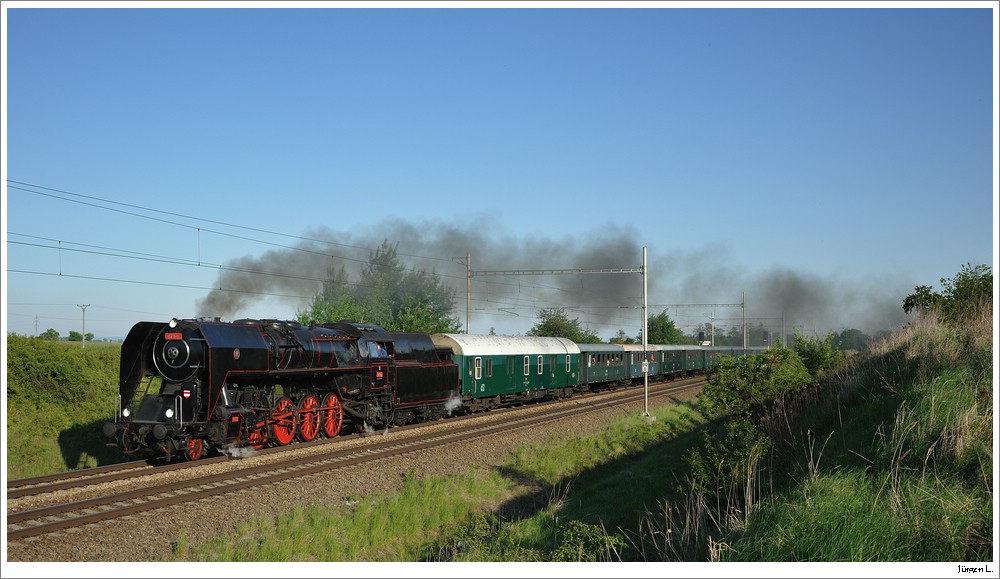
523, 356, 530, 376
474, 357, 482, 380
485, 358, 493, 378
566, 355, 571, 372
537, 355, 544, 374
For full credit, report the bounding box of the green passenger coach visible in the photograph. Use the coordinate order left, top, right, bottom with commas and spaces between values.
577, 343, 627, 390
430, 334, 581, 411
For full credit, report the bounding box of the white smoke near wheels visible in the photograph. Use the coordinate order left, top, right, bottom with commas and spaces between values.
221, 444, 257, 459
444, 393, 463, 416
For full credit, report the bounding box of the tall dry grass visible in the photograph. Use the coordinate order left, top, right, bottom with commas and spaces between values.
631, 300, 993, 561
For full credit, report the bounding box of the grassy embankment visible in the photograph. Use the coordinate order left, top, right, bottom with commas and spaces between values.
6, 337, 123, 479
180, 309, 992, 562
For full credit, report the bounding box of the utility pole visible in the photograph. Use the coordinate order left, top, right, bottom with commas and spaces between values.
742, 292, 747, 350
641, 246, 651, 419
77, 304, 90, 348
466, 253, 471, 334
452, 254, 472, 334
464, 248, 651, 418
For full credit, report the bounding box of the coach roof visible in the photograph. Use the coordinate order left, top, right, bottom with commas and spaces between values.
432, 334, 581, 356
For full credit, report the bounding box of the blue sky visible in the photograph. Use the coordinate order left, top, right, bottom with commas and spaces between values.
3, 2, 997, 341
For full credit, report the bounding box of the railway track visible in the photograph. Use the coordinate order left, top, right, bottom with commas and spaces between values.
7, 432, 343, 500
7, 375, 704, 499
8, 376, 704, 543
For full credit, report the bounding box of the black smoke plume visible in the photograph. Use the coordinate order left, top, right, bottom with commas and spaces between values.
195, 218, 908, 337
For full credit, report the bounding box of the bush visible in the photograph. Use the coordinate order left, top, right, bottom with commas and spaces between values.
684, 414, 768, 500
697, 345, 813, 420
6, 334, 122, 478
792, 332, 845, 379
551, 519, 626, 562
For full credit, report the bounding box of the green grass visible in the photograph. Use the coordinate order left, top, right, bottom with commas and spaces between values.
6, 336, 125, 479
723, 469, 986, 561
175, 398, 714, 563
172, 309, 991, 563
712, 311, 993, 562
180, 466, 514, 561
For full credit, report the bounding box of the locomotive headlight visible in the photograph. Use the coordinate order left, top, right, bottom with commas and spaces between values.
164, 408, 175, 419
122, 407, 131, 418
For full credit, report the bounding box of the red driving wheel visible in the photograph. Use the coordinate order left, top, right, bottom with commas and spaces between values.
271, 396, 297, 446
296, 394, 321, 442
321, 393, 343, 438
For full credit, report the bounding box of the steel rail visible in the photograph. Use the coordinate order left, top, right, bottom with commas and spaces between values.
7, 378, 703, 542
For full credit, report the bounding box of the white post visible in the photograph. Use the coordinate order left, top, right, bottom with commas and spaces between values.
466, 253, 471, 334
642, 247, 650, 418
77, 304, 90, 348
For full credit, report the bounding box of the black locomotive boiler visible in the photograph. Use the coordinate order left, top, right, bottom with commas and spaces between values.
102, 318, 459, 461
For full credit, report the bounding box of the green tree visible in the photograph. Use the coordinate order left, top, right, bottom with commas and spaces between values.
300, 266, 366, 324
39, 328, 59, 340
646, 310, 683, 344
833, 328, 869, 351
724, 325, 744, 346
902, 263, 992, 324
609, 329, 636, 344
298, 240, 462, 334
938, 262, 992, 322
68, 331, 96, 342
527, 308, 601, 343
902, 284, 940, 315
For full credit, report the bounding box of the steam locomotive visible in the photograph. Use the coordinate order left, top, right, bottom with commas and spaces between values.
102, 317, 460, 461
103, 316, 763, 462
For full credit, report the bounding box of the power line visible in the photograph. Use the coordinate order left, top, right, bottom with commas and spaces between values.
8, 180, 633, 304
8, 235, 332, 286
8, 180, 653, 329
8, 234, 630, 325
10, 183, 544, 301
6, 236, 560, 310
8, 180, 456, 267
6, 269, 315, 300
